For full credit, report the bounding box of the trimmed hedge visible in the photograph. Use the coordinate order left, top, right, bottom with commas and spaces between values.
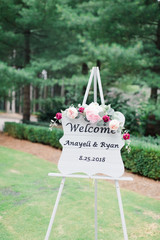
4, 122, 63, 149
122, 142, 160, 180
4, 122, 160, 180
22, 120, 50, 127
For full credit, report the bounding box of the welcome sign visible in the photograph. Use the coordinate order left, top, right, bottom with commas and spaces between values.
46, 68, 131, 240
58, 112, 125, 178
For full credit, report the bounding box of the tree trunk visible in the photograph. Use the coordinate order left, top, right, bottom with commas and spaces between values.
23, 85, 30, 121
82, 63, 88, 75
6, 91, 11, 113
23, 29, 31, 122
150, 87, 158, 103
11, 91, 16, 113
44, 86, 48, 99
150, 5, 160, 103
61, 80, 65, 97
97, 60, 101, 70
35, 87, 39, 111
19, 88, 23, 114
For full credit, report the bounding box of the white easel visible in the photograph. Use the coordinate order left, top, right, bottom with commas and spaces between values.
44, 67, 133, 240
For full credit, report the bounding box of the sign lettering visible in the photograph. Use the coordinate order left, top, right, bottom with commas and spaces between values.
58, 115, 125, 177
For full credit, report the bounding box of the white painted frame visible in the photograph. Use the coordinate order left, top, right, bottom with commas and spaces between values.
44, 67, 133, 240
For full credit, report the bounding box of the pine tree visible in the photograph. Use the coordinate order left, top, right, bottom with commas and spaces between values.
0, 0, 68, 120
92, 0, 160, 102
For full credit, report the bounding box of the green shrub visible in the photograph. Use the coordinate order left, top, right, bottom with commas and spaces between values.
37, 97, 66, 122
105, 93, 139, 134
138, 102, 160, 136
122, 139, 160, 180
4, 122, 63, 149
132, 135, 160, 146
4, 122, 25, 139
22, 120, 50, 127
4, 122, 160, 180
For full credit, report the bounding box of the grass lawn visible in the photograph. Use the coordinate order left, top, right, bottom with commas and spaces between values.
0, 146, 160, 240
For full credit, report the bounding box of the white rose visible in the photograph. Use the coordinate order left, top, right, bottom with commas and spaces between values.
66, 107, 78, 119
85, 102, 103, 114
109, 119, 120, 130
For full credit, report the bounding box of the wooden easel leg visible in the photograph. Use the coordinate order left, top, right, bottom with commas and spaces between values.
95, 179, 98, 240
115, 180, 128, 240
44, 177, 66, 240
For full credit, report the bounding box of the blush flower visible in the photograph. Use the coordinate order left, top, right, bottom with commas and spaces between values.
79, 107, 85, 113
102, 115, 110, 122
66, 107, 78, 119
84, 102, 102, 123
86, 111, 102, 124
109, 119, 120, 130
56, 112, 62, 120
123, 133, 130, 140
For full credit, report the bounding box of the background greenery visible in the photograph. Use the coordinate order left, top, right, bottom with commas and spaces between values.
4, 122, 160, 180
0, 0, 160, 136
0, 146, 160, 240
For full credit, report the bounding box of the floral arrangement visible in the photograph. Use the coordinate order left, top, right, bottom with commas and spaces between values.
50, 102, 131, 152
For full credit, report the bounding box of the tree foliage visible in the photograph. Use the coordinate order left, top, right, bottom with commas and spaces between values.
0, 0, 159, 121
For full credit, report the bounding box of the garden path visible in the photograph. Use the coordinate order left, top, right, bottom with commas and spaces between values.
0, 113, 37, 131
0, 133, 159, 200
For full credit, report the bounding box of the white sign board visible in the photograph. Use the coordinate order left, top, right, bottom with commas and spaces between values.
58, 114, 125, 178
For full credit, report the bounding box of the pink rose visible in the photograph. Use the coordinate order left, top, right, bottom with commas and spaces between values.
79, 107, 85, 113
56, 112, 62, 120
85, 102, 103, 114
102, 115, 110, 122
109, 119, 120, 130
66, 107, 78, 119
85, 102, 102, 124
86, 110, 102, 124
123, 133, 130, 140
